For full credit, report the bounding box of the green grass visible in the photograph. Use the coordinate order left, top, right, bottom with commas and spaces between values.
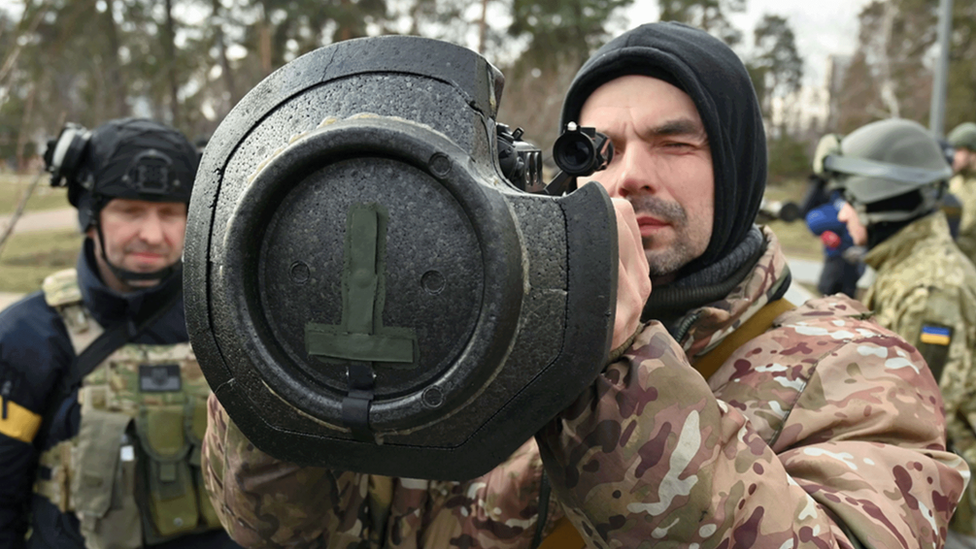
0, 228, 84, 293
0, 173, 70, 215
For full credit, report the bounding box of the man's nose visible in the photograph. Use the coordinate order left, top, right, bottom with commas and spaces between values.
139, 213, 165, 244
837, 203, 852, 222
603, 149, 654, 199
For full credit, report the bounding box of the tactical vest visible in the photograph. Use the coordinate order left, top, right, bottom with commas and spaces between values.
32, 269, 222, 548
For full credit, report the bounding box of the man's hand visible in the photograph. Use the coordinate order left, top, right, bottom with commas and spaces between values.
612, 198, 651, 350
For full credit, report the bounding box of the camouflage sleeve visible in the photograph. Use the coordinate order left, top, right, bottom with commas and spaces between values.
953, 178, 976, 263
872, 284, 976, 460
202, 394, 561, 548
892, 284, 976, 538
535, 321, 968, 548
955, 225, 976, 264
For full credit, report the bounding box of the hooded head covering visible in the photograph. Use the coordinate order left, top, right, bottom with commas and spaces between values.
560, 22, 767, 277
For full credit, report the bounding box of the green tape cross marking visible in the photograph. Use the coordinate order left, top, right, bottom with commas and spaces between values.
305, 203, 417, 366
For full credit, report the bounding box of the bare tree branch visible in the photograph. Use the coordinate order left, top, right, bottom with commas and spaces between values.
0, 4, 47, 88
0, 171, 46, 260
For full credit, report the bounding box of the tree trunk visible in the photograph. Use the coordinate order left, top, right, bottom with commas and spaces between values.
103, 0, 127, 118
478, 0, 488, 54
15, 86, 36, 173
877, 2, 902, 118
211, 0, 239, 111
259, 2, 272, 75
163, 0, 181, 125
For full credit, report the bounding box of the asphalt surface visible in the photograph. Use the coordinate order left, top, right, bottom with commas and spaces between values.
0, 208, 79, 310
0, 207, 77, 235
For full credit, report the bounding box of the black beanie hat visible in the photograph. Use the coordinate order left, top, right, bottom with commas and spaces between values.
561, 22, 767, 276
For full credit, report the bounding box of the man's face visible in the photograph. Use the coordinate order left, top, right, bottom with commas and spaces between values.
837, 202, 868, 247
953, 148, 976, 174
87, 198, 188, 292
578, 75, 714, 285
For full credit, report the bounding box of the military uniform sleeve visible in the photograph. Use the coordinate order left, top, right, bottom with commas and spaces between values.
202, 394, 560, 548
805, 202, 845, 237
894, 284, 976, 538
536, 320, 967, 548
872, 283, 976, 461
952, 176, 976, 263
0, 294, 74, 549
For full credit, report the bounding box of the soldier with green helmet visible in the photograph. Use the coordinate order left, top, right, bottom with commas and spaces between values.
0, 119, 242, 549
949, 122, 976, 264
829, 118, 976, 549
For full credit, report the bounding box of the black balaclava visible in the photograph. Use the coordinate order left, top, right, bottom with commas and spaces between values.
560, 22, 770, 321
863, 190, 929, 250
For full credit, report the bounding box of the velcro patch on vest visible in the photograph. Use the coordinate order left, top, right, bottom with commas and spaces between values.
917, 323, 953, 383
920, 324, 952, 345
139, 364, 182, 393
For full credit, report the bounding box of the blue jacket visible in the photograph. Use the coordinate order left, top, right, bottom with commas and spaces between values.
805, 193, 856, 259
0, 239, 238, 549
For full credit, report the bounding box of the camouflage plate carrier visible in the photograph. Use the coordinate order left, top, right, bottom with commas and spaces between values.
32, 268, 221, 548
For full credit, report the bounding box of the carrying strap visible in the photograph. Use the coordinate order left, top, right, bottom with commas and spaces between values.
63, 281, 184, 393
39, 280, 185, 447
535, 297, 796, 549
692, 298, 795, 382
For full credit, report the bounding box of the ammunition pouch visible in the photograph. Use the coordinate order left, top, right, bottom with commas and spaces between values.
72, 406, 142, 549
136, 404, 199, 540
34, 386, 221, 546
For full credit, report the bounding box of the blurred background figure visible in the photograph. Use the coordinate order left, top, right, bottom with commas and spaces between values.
803, 135, 864, 298
828, 118, 976, 549
948, 122, 976, 264
0, 118, 242, 549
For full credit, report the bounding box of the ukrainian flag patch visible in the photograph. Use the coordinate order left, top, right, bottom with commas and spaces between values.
920, 325, 952, 346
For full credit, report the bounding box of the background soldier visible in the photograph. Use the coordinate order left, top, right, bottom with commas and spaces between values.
0, 118, 241, 548
949, 122, 976, 264
831, 118, 976, 549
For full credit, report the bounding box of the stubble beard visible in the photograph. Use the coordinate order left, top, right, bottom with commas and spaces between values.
629, 195, 696, 278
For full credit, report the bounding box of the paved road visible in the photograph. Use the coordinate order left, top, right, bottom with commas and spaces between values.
0, 292, 25, 311
789, 256, 874, 290
0, 208, 77, 311
0, 207, 76, 235
789, 257, 823, 286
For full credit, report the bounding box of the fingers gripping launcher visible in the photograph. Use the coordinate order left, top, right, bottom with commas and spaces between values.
184, 36, 618, 480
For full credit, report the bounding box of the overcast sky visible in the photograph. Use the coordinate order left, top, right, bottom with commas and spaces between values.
0, 0, 872, 87
626, 0, 874, 86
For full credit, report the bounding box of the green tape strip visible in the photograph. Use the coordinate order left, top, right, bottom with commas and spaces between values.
305, 202, 417, 367
346, 205, 379, 334
306, 327, 415, 363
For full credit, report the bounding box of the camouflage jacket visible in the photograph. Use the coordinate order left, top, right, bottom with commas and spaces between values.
203, 227, 968, 548
950, 172, 976, 263
860, 211, 976, 536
